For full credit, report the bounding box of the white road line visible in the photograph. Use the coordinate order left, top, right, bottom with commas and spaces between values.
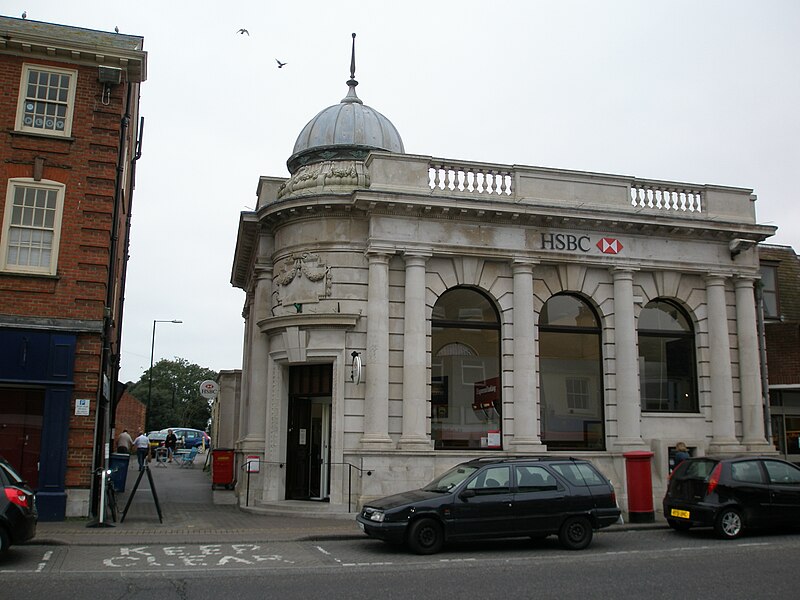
439, 558, 477, 562
315, 546, 331, 555
36, 550, 53, 572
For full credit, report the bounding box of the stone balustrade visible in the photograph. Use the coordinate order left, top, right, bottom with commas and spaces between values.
630, 183, 703, 213
429, 163, 513, 196
362, 152, 761, 226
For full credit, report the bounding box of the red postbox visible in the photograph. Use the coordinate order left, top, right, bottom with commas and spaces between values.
211, 449, 235, 490
623, 450, 655, 523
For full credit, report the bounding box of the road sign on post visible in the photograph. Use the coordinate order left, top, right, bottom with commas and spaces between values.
199, 380, 219, 401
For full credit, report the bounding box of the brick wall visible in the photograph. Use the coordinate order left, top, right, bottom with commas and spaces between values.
116, 390, 146, 441
0, 54, 135, 493
761, 245, 800, 387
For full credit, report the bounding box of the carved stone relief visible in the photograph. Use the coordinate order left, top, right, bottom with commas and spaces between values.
275, 252, 331, 305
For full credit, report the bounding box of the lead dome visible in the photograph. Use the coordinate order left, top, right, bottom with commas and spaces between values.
287, 34, 404, 174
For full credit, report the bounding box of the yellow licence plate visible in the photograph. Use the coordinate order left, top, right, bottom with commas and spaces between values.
670, 509, 690, 519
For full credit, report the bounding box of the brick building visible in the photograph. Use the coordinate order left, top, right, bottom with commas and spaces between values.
114, 388, 145, 447
759, 244, 800, 459
0, 16, 146, 519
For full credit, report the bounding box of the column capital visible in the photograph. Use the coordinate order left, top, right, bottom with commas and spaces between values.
365, 245, 395, 259
610, 266, 637, 279
402, 251, 432, 265
254, 262, 273, 278
733, 274, 757, 287
511, 257, 539, 271
704, 272, 729, 284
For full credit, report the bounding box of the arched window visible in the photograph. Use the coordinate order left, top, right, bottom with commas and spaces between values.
431, 288, 501, 450
539, 294, 604, 450
638, 300, 698, 412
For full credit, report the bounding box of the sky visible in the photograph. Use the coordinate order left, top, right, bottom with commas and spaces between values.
8, 1, 800, 383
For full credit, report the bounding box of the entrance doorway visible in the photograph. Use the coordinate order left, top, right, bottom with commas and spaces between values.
286, 365, 332, 501
0, 387, 44, 488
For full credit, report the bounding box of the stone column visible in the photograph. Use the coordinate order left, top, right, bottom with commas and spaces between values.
242, 248, 272, 449
509, 259, 544, 452
735, 276, 768, 448
237, 294, 253, 447
399, 252, 433, 449
612, 268, 644, 448
361, 250, 394, 448
706, 274, 742, 451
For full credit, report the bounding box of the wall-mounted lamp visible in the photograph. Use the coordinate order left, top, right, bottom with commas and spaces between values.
98, 66, 123, 106
729, 238, 757, 259
350, 351, 362, 384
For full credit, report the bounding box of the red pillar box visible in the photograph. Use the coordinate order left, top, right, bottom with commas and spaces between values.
623, 450, 655, 523
211, 449, 235, 490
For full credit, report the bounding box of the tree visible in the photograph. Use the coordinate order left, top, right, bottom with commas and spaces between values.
127, 357, 217, 432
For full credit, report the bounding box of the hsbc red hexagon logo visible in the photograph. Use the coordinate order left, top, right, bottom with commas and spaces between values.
597, 237, 623, 254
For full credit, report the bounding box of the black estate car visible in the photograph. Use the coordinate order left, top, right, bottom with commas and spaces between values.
357, 456, 620, 554
0, 456, 37, 557
664, 456, 800, 539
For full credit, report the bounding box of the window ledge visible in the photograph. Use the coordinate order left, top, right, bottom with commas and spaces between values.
9, 129, 76, 143
0, 270, 60, 280
641, 411, 704, 417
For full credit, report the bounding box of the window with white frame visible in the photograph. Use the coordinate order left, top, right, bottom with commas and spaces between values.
1, 179, 65, 276
759, 264, 779, 320
566, 377, 590, 411
15, 65, 78, 137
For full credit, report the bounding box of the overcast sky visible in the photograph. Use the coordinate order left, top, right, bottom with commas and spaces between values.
11, 1, 800, 383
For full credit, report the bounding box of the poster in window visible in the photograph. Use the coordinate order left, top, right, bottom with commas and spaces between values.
487, 430, 501, 448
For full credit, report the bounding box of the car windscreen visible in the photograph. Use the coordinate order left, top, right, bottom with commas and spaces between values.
422, 465, 480, 492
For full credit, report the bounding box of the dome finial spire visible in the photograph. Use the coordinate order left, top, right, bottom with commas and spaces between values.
348, 33, 357, 86
342, 32, 362, 104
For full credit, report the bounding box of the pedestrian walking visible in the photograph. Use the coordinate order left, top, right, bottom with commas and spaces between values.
116, 429, 133, 454
133, 431, 150, 470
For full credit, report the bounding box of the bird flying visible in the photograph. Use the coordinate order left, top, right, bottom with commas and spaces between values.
275, 59, 287, 68
237, 28, 249, 36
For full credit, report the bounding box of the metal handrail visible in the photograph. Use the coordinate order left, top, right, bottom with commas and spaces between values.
239, 459, 372, 511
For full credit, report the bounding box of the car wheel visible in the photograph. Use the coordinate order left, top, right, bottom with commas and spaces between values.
714, 507, 744, 539
0, 526, 9, 558
667, 519, 692, 532
406, 518, 443, 555
559, 516, 593, 550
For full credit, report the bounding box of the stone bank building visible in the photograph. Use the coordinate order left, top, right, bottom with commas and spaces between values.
229, 56, 775, 514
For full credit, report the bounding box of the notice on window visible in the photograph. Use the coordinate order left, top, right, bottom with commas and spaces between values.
75, 398, 90, 416
299, 429, 307, 445
487, 430, 501, 448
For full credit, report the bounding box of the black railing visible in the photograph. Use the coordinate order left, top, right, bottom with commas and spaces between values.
240, 459, 372, 511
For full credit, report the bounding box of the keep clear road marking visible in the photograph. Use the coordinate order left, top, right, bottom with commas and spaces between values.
103, 545, 294, 569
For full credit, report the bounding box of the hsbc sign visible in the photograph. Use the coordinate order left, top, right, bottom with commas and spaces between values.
540, 233, 623, 255
596, 237, 623, 254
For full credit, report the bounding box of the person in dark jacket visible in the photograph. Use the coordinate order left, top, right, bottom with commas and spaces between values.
674, 442, 690, 468
164, 429, 178, 463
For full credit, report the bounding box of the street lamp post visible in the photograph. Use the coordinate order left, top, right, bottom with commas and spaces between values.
147, 319, 182, 430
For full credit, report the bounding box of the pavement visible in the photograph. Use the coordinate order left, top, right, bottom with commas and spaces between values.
34, 453, 667, 546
